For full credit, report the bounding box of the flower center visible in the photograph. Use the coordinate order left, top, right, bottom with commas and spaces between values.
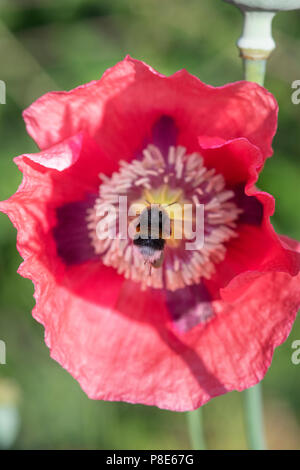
87, 144, 242, 291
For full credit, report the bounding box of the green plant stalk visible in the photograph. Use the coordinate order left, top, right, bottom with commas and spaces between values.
243, 55, 267, 451
186, 408, 206, 450
244, 385, 266, 450
185, 45, 267, 455
243, 58, 266, 86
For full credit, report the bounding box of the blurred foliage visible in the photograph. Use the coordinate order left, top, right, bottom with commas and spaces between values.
0, 0, 299, 450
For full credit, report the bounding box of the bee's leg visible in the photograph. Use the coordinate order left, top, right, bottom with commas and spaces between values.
144, 260, 152, 276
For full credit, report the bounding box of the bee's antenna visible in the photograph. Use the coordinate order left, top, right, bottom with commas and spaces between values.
165, 199, 178, 208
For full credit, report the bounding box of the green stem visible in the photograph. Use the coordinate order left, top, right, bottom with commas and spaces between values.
186, 408, 206, 450
242, 53, 267, 451
244, 384, 266, 450
243, 58, 266, 86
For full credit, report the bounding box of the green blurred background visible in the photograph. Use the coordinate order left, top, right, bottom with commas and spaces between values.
0, 0, 299, 450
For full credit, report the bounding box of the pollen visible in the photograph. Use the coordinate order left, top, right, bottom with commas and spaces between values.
86, 144, 242, 291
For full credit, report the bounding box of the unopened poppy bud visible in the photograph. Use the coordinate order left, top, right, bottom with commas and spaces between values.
224, 0, 300, 60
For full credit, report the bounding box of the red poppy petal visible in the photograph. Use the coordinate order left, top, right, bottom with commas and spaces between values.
12, 132, 116, 208
0, 132, 123, 301
208, 199, 300, 302
0, 135, 107, 296
219, 232, 300, 302
198, 136, 263, 186
193, 137, 300, 299
24, 57, 277, 161
8, 252, 300, 411
0, 142, 125, 313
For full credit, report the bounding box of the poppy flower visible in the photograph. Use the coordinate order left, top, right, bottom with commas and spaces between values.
1, 56, 300, 411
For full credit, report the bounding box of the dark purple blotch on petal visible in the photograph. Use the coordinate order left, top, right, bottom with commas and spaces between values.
152, 115, 178, 158
234, 184, 263, 226
53, 194, 98, 265
166, 283, 214, 332
135, 115, 178, 160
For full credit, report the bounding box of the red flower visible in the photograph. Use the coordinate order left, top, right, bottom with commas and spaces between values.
1, 57, 300, 411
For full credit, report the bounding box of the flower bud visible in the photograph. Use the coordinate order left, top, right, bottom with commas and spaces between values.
224, 0, 300, 59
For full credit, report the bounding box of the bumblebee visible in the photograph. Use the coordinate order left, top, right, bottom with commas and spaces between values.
133, 203, 171, 270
